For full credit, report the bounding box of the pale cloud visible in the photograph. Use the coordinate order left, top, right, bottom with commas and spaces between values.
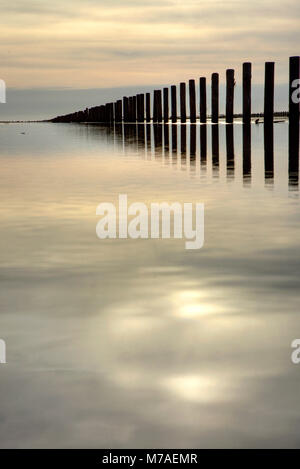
0, 0, 299, 87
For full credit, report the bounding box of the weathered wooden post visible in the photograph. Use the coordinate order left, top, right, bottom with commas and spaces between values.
163, 88, 169, 122
157, 90, 162, 122
146, 93, 151, 122
136, 95, 140, 122
141, 94, 145, 122
180, 82, 186, 123
133, 96, 137, 122
190, 124, 196, 158
153, 90, 158, 123
171, 85, 177, 123
226, 69, 235, 123
189, 79, 196, 123
289, 56, 300, 125
243, 62, 252, 124
264, 122, 274, 180
212, 125, 219, 168
264, 62, 275, 124
200, 77, 207, 123
123, 97, 129, 122
211, 73, 219, 123
289, 56, 300, 186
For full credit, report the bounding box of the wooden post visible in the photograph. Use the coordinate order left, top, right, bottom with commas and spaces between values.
136, 95, 141, 122
289, 56, 300, 125
211, 73, 219, 123
200, 77, 207, 123
243, 62, 252, 123
153, 90, 157, 123
200, 124, 207, 165
146, 93, 151, 122
123, 97, 129, 122
226, 124, 234, 176
157, 90, 162, 122
140, 94, 145, 122
189, 79, 196, 123
264, 62, 275, 124
163, 88, 169, 122
226, 69, 234, 123
132, 96, 137, 122
171, 85, 177, 123
180, 82, 186, 123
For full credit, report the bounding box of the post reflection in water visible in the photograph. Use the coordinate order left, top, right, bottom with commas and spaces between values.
226, 124, 234, 179
200, 124, 207, 171
190, 125, 196, 172
211, 125, 219, 175
171, 124, 177, 165
243, 123, 251, 185
154, 124, 163, 159
264, 122, 274, 184
180, 125, 187, 169
289, 121, 300, 189
109, 121, 296, 191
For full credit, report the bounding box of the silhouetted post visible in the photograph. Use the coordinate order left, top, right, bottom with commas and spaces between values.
128, 97, 133, 121
136, 95, 141, 122
180, 82, 186, 123
131, 96, 136, 122
200, 77, 207, 123
243, 62, 252, 123
189, 79, 196, 123
289, 56, 300, 187
211, 73, 219, 123
146, 93, 151, 122
157, 90, 162, 122
264, 62, 275, 124
172, 125, 177, 155
163, 88, 169, 122
123, 97, 129, 122
153, 90, 157, 122
140, 94, 145, 122
171, 85, 177, 123
289, 56, 300, 125
226, 69, 235, 123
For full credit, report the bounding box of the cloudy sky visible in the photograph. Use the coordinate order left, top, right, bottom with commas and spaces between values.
0, 0, 299, 118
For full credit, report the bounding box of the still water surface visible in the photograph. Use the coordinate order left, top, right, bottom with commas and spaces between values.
0, 121, 300, 448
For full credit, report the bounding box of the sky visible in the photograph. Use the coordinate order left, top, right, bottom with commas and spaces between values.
0, 0, 299, 119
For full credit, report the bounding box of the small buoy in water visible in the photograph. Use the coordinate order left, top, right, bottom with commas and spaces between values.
20, 132, 25, 134
255, 118, 260, 124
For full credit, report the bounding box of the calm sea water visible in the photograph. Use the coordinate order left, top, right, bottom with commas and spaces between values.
0, 121, 300, 448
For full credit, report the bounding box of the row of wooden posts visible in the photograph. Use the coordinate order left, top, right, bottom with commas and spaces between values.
51, 57, 299, 128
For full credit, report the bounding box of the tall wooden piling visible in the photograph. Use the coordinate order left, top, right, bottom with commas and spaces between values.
123, 97, 129, 122
243, 62, 252, 124
264, 62, 275, 123
289, 56, 300, 125
189, 79, 196, 123
163, 88, 169, 122
153, 91, 158, 122
146, 93, 151, 122
180, 82, 186, 123
140, 94, 145, 122
171, 85, 177, 123
157, 90, 162, 122
200, 77, 207, 123
226, 69, 235, 123
137, 94, 142, 122
211, 73, 219, 123
132, 96, 137, 122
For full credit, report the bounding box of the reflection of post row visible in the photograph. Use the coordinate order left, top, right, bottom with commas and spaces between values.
50, 57, 299, 128
112, 122, 299, 189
